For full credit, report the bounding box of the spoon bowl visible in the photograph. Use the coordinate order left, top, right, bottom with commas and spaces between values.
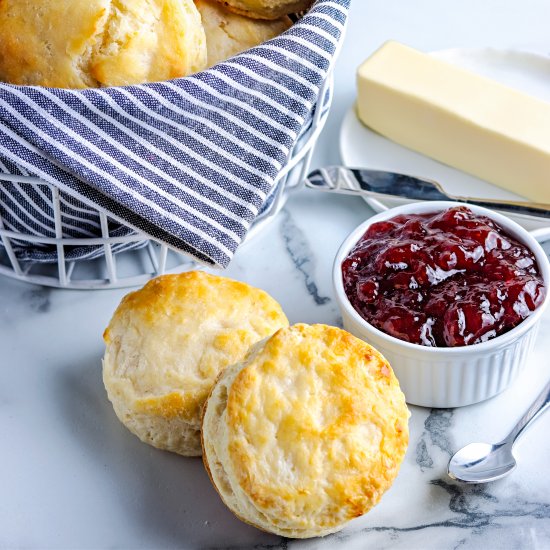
447, 379, 550, 483
448, 442, 516, 483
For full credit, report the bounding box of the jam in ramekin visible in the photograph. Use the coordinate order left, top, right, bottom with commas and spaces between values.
341, 207, 546, 347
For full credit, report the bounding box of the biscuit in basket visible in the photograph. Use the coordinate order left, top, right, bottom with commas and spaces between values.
196, 0, 292, 67
214, 0, 314, 20
0, 0, 207, 88
102, 271, 288, 456
202, 323, 410, 538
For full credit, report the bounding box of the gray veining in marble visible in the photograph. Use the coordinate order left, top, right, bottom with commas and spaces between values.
22, 287, 52, 313
416, 438, 434, 470
280, 209, 331, 306
415, 409, 455, 472
423, 410, 455, 457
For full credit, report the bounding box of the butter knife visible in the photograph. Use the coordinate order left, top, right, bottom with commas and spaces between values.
304, 166, 550, 220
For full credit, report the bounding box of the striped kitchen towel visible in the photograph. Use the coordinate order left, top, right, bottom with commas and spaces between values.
0, 0, 349, 268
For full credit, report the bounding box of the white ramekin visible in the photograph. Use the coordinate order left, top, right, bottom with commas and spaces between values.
333, 201, 550, 408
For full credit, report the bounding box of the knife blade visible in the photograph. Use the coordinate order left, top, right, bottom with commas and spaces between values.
304, 166, 550, 220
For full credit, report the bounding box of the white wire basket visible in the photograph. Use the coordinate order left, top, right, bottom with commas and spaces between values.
0, 75, 333, 290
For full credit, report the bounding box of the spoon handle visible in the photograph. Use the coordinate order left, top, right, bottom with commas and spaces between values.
504, 380, 550, 446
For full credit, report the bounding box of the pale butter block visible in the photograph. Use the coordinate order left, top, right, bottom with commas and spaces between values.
357, 41, 550, 203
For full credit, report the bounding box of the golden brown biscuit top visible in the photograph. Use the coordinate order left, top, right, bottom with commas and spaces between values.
103, 271, 288, 425
0, 0, 206, 88
225, 324, 409, 530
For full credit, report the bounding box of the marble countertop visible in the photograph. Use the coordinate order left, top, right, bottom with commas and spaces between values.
2, 1, 550, 548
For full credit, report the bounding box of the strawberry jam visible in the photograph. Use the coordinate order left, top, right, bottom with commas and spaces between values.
341, 207, 546, 347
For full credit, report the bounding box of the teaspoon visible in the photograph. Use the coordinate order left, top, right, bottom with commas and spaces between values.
448, 380, 550, 483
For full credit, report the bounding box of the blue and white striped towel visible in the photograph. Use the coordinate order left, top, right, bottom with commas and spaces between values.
0, 0, 349, 268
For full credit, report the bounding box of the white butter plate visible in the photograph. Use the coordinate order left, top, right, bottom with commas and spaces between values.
339, 48, 550, 237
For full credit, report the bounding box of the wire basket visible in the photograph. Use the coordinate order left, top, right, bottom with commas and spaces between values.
0, 75, 333, 289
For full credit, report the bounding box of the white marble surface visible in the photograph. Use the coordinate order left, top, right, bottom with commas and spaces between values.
2, 1, 550, 548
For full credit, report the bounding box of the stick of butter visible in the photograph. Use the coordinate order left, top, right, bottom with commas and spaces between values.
357, 41, 550, 203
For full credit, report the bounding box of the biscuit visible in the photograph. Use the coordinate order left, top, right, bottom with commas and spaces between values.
0, 0, 207, 88
196, 0, 292, 67
202, 324, 410, 538
214, 0, 314, 20
102, 271, 288, 456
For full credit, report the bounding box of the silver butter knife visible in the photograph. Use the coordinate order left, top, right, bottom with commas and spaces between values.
304, 166, 550, 220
